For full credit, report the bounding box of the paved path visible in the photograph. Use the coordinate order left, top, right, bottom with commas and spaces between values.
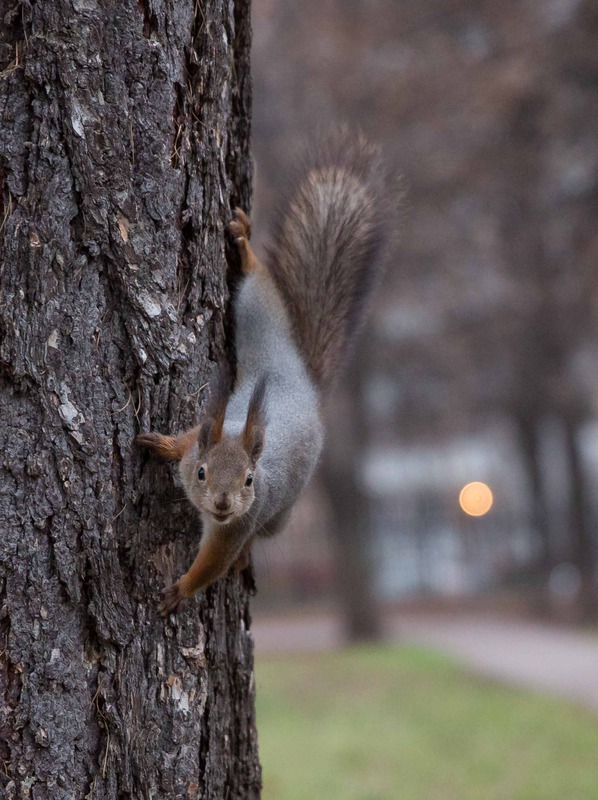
252, 610, 598, 712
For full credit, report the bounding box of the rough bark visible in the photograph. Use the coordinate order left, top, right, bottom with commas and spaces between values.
0, 1, 260, 798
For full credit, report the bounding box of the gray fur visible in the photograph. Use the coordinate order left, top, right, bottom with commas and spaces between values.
222, 268, 323, 537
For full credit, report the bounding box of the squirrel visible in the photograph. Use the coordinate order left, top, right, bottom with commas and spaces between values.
137, 133, 391, 615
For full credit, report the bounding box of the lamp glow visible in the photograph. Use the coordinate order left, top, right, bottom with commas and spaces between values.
459, 482, 493, 517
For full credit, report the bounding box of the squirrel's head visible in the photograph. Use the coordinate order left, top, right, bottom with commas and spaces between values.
183, 377, 267, 526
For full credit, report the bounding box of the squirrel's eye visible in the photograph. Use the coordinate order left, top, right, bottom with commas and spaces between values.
245, 474, 253, 487
198, 467, 206, 481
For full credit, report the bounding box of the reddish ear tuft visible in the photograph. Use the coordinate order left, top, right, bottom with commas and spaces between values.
242, 375, 268, 465
212, 406, 225, 443
197, 367, 230, 453
243, 425, 265, 466
197, 416, 224, 453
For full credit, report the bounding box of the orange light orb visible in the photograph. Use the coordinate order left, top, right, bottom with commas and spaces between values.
459, 482, 493, 517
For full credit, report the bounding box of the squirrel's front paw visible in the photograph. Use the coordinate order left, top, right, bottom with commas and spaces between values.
136, 432, 180, 461
136, 432, 162, 449
228, 207, 252, 242
159, 583, 186, 617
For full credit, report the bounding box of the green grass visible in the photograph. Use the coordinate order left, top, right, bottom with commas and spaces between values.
255, 645, 598, 800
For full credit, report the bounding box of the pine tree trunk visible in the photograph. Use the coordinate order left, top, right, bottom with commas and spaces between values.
0, 2, 260, 798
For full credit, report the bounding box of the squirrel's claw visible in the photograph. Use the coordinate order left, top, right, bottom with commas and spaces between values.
229, 207, 251, 241
229, 208, 259, 274
159, 583, 186, 617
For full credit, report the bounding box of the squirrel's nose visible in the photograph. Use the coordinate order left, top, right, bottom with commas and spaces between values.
214, 493, 231, 511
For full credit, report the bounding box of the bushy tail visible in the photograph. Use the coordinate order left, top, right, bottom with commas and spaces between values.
266, 132, 394, 393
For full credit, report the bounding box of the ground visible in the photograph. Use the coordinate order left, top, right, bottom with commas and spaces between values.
253, 609, 598, 709
256, 644, 598, 800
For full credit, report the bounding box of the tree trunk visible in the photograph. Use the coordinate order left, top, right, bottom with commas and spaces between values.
321, 340, 382, 643
562, 416, 597, 623
515, 413, 553, 575
0, 2, 260, 799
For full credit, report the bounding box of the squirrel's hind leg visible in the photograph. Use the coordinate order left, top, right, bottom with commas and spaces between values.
229, 208, 260, 274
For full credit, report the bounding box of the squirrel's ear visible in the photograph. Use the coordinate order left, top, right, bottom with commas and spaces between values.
243, 424, 265, 467
197, 365, 230, 453
197, 413, 224, 453
197, 419, 214, 453
242, 375, 268, 466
